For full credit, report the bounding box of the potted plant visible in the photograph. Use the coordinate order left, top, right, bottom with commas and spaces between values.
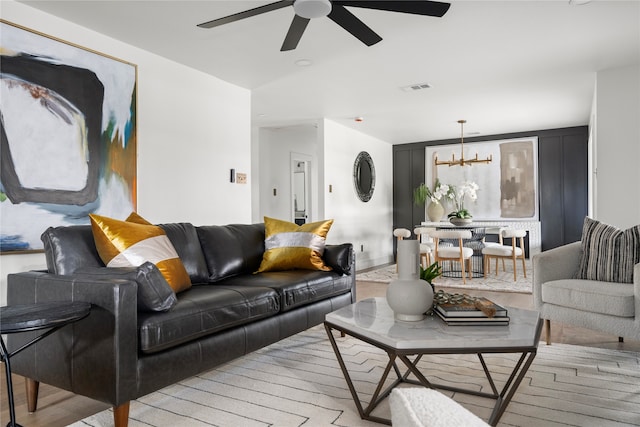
419, 261, 442, 295
413, 179, 449, 222
445, 181, 478, 225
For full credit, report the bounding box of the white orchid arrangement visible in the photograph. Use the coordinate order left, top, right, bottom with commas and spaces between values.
445, 181, 479, 219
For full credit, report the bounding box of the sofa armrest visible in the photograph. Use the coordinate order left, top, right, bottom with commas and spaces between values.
7, 271, 139, 406
323, 243, 354, 276
532, 241, 582, 309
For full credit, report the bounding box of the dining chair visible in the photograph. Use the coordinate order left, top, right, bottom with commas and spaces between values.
482, 228, 527, 281
428, 229, 474, 284
413, 227, 435, 268
482, 227, 506, 272
393, 228, 412, 272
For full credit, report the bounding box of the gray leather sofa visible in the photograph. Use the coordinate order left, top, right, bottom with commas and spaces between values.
7, 222, 355, 427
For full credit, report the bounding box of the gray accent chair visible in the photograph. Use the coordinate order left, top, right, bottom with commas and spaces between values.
533, 241, 640, 344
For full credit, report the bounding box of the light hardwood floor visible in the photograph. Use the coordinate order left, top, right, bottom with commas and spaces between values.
2, 279, 638, 426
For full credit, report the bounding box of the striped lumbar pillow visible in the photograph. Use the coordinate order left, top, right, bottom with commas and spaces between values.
576, 217, 640, 283
89, 213, 192, 293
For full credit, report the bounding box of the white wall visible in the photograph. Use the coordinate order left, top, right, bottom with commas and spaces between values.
594, 64, 640, 229
255, 125, 320, 223
0, 2, 251, 304
322, 119, 394, 270
254, 120, 394, 271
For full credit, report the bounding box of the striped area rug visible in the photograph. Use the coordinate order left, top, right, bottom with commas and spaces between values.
72, 326, 640, 427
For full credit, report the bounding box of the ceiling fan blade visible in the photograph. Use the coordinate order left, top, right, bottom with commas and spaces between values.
328, 4, 382, 47
197, 0, 293, 29
335, 1, 451, 18
281, 15, 311, 51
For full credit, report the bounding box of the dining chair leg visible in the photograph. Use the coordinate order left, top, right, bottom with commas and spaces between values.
521, 256, 527, 278
483, 256, 488, 278
460, 258, 466, 284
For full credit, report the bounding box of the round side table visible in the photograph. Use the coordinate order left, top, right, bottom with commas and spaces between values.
0, 301, 91, 427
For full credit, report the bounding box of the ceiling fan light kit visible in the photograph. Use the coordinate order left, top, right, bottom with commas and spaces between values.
197, 0, 451, 52
293, 0, 332, 19
434, 120, 493, 167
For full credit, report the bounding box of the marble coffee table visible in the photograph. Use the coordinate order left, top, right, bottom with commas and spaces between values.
324, 297, 542, 426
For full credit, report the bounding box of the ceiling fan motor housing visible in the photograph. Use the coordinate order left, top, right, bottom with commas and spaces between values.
293, 0, 332, 19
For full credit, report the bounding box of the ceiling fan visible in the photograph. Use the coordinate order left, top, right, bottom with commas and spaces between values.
197, 0, 451, 51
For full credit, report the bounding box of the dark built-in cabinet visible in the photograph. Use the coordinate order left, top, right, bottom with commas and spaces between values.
393, 126, 588, 253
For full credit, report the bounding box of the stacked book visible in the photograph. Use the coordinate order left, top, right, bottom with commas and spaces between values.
435, 297, 509, 326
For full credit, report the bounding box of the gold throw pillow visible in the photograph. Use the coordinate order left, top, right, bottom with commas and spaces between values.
89, 213, 192, 293
256, 216, 334, 273
126, 211, 153, 225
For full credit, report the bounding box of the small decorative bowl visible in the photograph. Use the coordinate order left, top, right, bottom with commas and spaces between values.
449, 217, 473, 226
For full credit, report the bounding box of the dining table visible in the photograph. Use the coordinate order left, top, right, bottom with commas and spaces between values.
418, 222, 489, 279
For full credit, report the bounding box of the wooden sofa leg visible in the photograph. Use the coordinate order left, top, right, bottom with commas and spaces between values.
25, 378, 39, 413
619, 337, 624, 343
114, 401, 130, 427
544, 319, 551, 345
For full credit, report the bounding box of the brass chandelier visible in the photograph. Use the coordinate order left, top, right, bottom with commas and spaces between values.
435, 120, 493, 167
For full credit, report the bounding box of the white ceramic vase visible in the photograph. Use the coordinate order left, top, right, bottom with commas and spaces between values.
387, 239, 434, 321
427, 201, 444, 222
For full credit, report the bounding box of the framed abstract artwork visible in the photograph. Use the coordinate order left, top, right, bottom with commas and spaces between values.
425, 137, 538, 220
0, 20, 137, 253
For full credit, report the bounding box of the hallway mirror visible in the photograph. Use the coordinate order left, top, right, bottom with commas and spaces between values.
353, 151, 375, 202
292, 158, 310, 225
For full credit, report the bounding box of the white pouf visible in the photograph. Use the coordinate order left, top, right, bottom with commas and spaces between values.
389, 388, 490, 427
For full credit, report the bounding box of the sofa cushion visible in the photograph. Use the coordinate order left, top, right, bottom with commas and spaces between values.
256, 217, 334, 273
576, 217, 640, 284
137, 285, 279, 353
126, 213, 210, 284
221, 270, 352, 312
75, 262, 177, 312
196, 223, 266, 282
41, 225, 104, 275
158, 223, 210, 284
541, 279, 635, 317
89, 214, 192, 293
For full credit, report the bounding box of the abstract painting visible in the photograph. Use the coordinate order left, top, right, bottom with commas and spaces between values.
425, 137, 538, 220
0, 20, 137, 252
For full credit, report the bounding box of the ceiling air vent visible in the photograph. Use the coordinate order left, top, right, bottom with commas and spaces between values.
401, 82, 432, 92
